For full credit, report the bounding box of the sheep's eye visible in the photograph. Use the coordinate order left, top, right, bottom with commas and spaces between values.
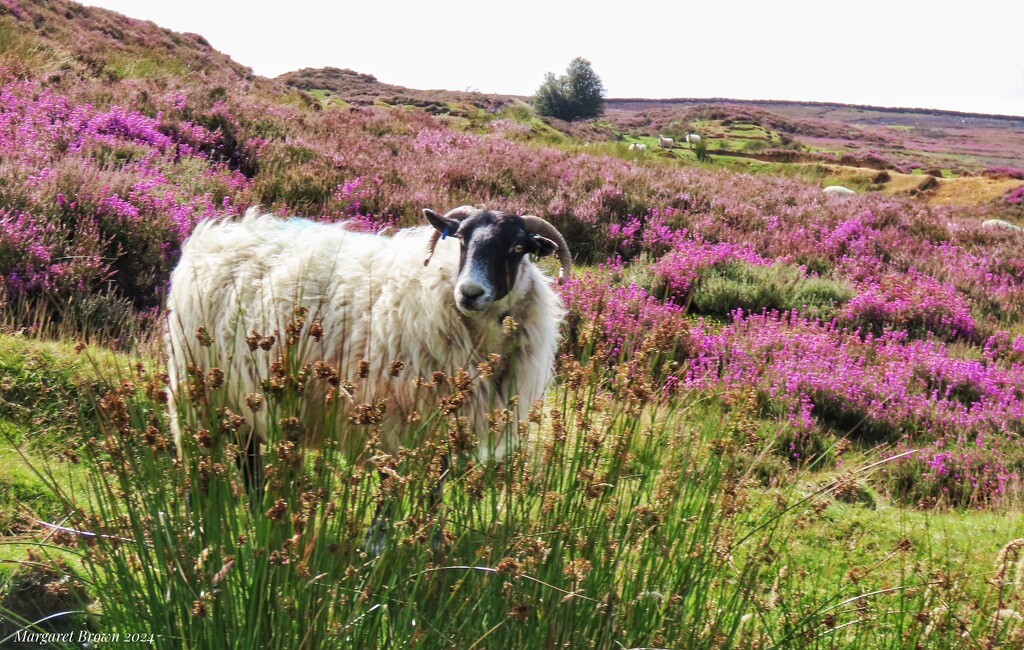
511, 243, 525, 254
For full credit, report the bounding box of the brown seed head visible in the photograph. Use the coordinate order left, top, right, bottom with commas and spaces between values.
390, 360, 405, 377
194, 428, 213, 448
195, 327, 213, 347
313, 361, 340, 386
476, 361, 492, 379
502, 315, 518, 335
207, 367, 225, 390
496, 557, 521, 575
143, 425, 166, 451
245, 393, 264, 412
266, 498, 287, 521
309, 319, 324, 341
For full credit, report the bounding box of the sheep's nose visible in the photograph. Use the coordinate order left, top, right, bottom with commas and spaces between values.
460, 282, 486, 301
457, 280, 492, 313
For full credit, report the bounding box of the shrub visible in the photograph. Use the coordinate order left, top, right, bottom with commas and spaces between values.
984, 166, 1024, 180
532, 57, 605, 122
1004, 185, 1024, 205
882, 447, 1020, 509
694, 138, 710, 162
839, 270, 978, 342
690, 261, 854, 320
560, 268, 692, 372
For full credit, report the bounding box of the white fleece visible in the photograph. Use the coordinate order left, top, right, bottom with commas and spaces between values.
165, 209, 564, 461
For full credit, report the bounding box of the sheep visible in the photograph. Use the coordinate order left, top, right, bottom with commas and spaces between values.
164, 206, 572, 485
628, 143, 648, 152
823, 185, 857, 196
684, 132, 701, 148
658, 134, 674, 148
981, 219, 1022, 231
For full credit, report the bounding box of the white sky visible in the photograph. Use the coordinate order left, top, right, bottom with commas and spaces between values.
84, 0, 1024, 117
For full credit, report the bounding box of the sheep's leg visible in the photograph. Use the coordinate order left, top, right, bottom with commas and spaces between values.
429, 453, 449, 510
238, 431, 264, 509
364, 471, 393, 557
364, 454, 449, 556
429, 453, 449, 554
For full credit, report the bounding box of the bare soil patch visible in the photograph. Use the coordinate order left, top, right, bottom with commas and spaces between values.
925, 176, 1023, 206
813, 164, 1021, 205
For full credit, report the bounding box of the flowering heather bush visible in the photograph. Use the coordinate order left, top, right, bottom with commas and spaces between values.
0, 75, 254, 320
678, 311, 1024, 504
652, 241, 768, 299
1004, 185, 1024, 205
839, 270, 978, 341
985, 166, 1024, 180
886, 446, 1019, 508
0, 209, 104, 295
559, 264, 691, 367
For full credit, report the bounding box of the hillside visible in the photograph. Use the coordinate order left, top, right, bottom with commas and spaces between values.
604, 97, 1024, 172
280, 65, 1024, 203
0, 0, 260, 86
1, 1, 1024, 647
277, 66, 517, 114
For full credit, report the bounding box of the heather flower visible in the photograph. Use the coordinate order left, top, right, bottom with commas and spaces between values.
839, 270, 977, 341
1004, 185, 1024, 205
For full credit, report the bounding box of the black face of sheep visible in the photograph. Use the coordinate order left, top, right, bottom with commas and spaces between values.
424, 207, 571, 316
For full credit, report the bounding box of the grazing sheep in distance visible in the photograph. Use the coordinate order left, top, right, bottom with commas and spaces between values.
628, 143, 648, 152
981, 219, 1022, 231
658, 134, 674, 148
823, 185, 857, 197
165, 206, 573, 473
684, 132, 701, 148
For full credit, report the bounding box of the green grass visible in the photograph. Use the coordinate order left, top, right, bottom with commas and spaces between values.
104, 53, 190, 81
0, 15, 68, 75
302, 88, 351, 109
0, 444, 70, 537
0, 327, 1021, 647
0, 333, 139, 572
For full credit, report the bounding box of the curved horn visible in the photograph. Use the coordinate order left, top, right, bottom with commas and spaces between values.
521, 215, 572, 284
423, 205, 476, 266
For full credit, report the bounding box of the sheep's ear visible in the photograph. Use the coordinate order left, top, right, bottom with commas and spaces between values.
424, 209, 461, 238
528, 234, 558, 258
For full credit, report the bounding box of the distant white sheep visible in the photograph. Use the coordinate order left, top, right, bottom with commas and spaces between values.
684, 132, 701, 148
628, 143, 648, 152
823, 185, 856, 197
658, 134, 674, 148
981, 219, 1022, 231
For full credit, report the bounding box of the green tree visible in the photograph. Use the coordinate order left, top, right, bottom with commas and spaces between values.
532, 57, 605, 122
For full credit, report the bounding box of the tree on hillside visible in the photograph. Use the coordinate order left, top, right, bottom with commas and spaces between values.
533, 57, 605, 122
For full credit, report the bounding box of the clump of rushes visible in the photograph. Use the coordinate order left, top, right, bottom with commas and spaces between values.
6, 299, 1024, 648
10, 298, 798, 648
